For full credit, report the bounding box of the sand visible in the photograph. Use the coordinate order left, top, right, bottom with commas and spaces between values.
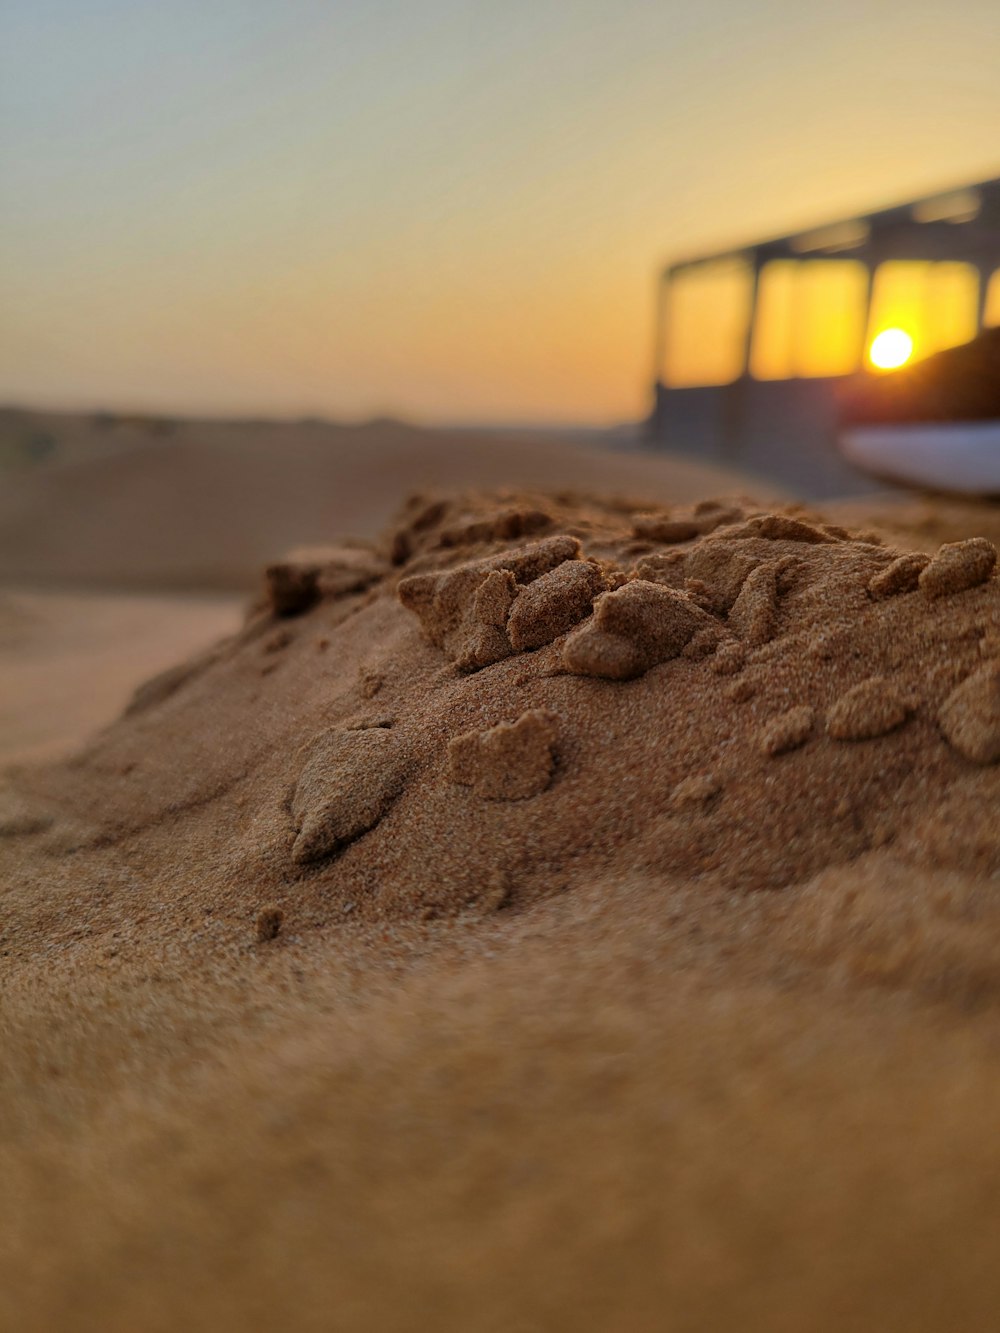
0, 410, 772, 590
3, 480, 1000, 1332
0, 588, 243, 766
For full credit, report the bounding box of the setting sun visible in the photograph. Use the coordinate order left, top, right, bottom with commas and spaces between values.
869, 327, 914, 370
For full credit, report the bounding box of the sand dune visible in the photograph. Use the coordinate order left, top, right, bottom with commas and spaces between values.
0, 412, 772, 590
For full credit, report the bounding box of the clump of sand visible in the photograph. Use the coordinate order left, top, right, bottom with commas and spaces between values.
6, 488, 996, 917
3, 487, 1000, 1331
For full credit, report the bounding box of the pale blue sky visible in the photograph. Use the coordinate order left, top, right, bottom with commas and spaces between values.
2, 0, 998, 421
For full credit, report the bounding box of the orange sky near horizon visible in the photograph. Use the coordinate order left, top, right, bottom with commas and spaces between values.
1, 1, 999, 425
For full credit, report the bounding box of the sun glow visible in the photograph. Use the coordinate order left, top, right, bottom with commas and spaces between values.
869, 327, 914, 371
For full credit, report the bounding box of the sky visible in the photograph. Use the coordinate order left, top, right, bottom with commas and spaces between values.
1, 0, 999, 425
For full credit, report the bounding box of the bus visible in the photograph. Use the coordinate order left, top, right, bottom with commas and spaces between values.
648, 176, 1000, 496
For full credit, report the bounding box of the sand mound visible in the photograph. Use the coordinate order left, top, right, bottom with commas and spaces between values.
5, 489, 998, 921
4, 488, 1000, 1331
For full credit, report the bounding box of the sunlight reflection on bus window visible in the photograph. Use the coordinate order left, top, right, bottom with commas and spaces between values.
869, 327, 913, 370
865, 262, 927, 355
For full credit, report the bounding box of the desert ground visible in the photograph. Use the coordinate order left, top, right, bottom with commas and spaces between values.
2, 411, 1000, 1332
0, 410, 766, 765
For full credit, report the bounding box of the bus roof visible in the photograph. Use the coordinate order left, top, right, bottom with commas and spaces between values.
663, 174, 1000, 277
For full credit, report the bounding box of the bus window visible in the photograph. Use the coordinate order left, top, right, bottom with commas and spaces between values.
866, 261, 980, 362
750, 261, 795, 380
663, 260, 751, 387
866, 262, 928, 358
665, 257, 993, 389
923, 263, 978, 354
751, 260, 867, 379
792, 261, 868, 377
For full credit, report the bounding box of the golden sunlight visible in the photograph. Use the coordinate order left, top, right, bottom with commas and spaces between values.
868, 327, 914, 371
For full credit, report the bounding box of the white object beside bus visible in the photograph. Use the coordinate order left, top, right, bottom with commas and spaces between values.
840, 421, 1000, 495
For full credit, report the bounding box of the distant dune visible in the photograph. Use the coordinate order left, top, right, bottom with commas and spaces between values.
0, 410, 778, 591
